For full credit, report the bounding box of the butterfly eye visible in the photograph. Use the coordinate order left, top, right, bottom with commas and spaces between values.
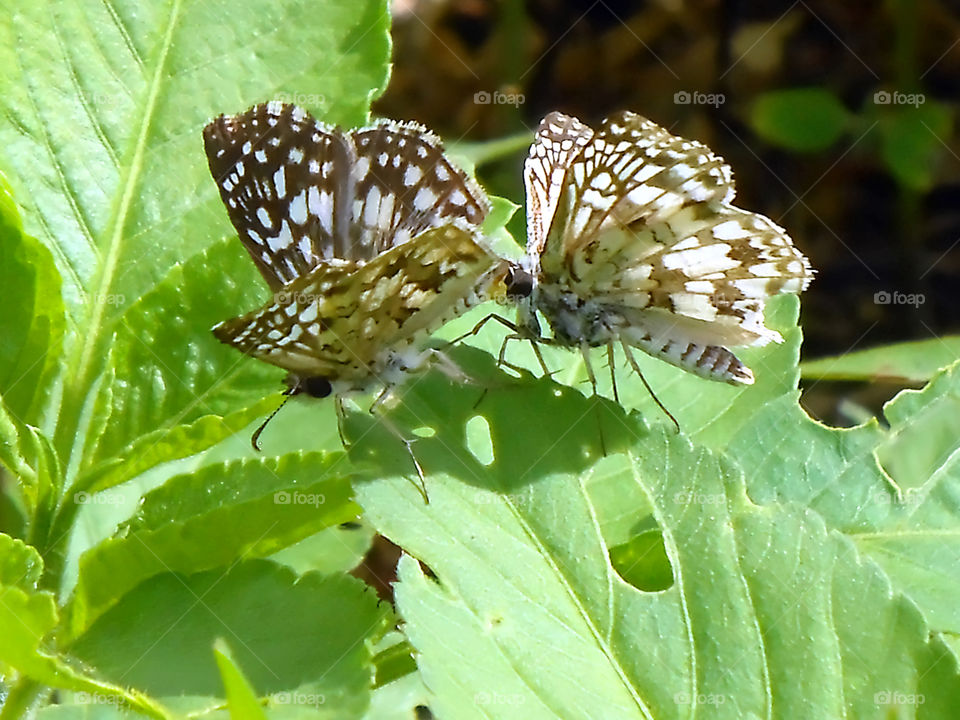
302, 376, 333, 398
505, 266, 534, 299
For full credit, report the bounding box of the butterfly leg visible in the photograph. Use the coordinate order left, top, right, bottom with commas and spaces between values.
368, 406, 429, 504
579, 343, 599, 396
445, 312, 519, 349
606, 343, 621, 405
577, 343, 610, 456
334, 395, 351, 448
425, 348, 472, 385
362, 388, 430, 503
620, 341, 681, 432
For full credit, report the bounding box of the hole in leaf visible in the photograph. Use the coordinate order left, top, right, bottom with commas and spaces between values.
412, 426, 435, 438
465, 415, 495, 465
609, 528, 674, 592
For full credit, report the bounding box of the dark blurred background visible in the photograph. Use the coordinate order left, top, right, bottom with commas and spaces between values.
374, 0, 960, 424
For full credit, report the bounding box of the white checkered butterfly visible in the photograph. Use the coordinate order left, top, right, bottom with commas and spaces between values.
504, 110, 813, 402
205, 102, 507, 459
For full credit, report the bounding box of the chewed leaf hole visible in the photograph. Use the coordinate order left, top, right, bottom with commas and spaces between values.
465, 415, 495, 466
609, 527, 674, 592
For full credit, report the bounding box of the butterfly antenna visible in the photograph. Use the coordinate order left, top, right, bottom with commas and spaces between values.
251, 390, 296, 451
620, 341, 681, 432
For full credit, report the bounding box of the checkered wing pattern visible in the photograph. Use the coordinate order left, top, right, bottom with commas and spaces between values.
204, 102, 489, 290
212, 224, 506, 390
526, 111, 814, 384
523, 111, 593, 263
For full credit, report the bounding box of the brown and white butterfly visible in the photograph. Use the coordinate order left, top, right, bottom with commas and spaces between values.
205, 102, 508, 457
505, 110, 813, 393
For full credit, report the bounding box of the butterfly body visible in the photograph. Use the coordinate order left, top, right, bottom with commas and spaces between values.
515, 110, 814, 386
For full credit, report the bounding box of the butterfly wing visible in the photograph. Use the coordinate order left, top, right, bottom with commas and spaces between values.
523, 112, 594, 267
205, 104, 492, 291
539, 111, 812, 345
349, 121, 490, 256
204, 102, 352, 290
213, 222, 507, 391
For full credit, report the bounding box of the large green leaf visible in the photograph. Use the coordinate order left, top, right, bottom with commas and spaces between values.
70, 560, 390, 717
345, 293, 960, 718
64, 452, 357, 642
0, 0, 391, 481
357, 428, 959, 718
0, 173, 65, 426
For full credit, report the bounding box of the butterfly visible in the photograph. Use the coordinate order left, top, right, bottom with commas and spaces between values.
499, 110, 813, 404
204, 102, 508, 457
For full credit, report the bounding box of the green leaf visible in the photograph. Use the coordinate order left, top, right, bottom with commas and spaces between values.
750, 87, 850, 151
271, 522, 374, 576
360, 430, 960, 717
71, 560, 389, 717
0, 585, 169, 718
876, 101, 953, 191
74, 240, 285, 494
0, 173, 65, 425
801, 336, 960, 383
0, 0, 392, 506
214, 640, 269, 720
64, 452, 357, 642
346, 291, 960, 717
0, 532, 43, 589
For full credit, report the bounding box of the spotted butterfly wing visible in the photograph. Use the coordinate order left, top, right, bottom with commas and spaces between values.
525, 110, 813, 385
205, 102, 505, 394
212, 223, 506, 393
204, 102, 490, 287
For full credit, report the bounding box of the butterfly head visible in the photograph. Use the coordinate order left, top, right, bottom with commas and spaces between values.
503, 263, 543, 340
285, 374, 334, 398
